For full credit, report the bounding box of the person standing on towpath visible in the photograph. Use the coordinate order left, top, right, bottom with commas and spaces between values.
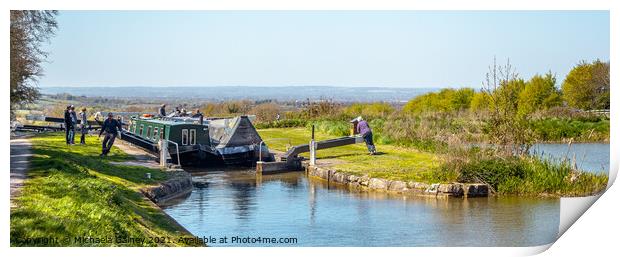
78, 107, 88, 145
352, 116, 377, 155
69, 105, 78, 144
63, 105, 73, 145
98, 112, 122, 157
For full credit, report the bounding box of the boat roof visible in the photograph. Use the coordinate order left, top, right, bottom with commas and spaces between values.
131, 117, 203, 126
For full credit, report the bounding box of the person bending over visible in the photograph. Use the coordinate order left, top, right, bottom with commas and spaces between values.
353, 116, 377, 155
98, 112, 122, 157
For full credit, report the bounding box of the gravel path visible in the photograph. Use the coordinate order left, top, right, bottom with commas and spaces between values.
10, 138, 32, 209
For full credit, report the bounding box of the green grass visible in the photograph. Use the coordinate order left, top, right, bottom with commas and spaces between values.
258, 128, 444, 183
11, 133, 201, 246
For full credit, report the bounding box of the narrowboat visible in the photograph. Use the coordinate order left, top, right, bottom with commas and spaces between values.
121, 115, 271, 166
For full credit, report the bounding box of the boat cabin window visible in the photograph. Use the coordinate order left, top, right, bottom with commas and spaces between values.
160, 127, 165, 140
139, 125, 144, 137
182, 129, 188, 145
190, 129, 196, 145
146, 126, 152, 139
153, 127, 159, 141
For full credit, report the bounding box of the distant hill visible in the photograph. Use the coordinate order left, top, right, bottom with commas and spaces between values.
40, 86, 438, 103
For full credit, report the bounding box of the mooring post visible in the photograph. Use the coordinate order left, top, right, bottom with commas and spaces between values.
159, 139, 168, 168
310, 125, 316, 166
256, 162, 263, 175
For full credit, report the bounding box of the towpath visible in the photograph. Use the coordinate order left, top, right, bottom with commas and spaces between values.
112, 141, 161, 169
10, 137, 32, 209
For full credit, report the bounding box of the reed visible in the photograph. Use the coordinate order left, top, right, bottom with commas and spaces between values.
446, 147, 608, 196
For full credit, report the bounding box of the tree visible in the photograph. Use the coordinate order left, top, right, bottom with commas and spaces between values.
517, 72, 562, 117
591, 60, 610, 109
562, 60, 610, 110
250, 103, 281, 122
225, 100, 252, 114
481, 57, 533, 155
10, 10, 58, 119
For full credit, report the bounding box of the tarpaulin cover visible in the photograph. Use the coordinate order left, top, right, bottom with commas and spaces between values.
208, 116, 265, 155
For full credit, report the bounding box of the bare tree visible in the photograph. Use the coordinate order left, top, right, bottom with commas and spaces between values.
481, 57, 533, 155
10, 10, 58, 120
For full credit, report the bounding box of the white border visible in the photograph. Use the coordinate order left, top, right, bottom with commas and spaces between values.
0, 0, 616, 10
1, 1, 617, 256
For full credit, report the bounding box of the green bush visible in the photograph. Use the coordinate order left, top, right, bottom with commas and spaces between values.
255, 118, 308, 129
403, 88, 474, 114
309, 120, 351, 137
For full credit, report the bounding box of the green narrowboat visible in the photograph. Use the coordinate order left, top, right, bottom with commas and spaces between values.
121, 115, 270, 166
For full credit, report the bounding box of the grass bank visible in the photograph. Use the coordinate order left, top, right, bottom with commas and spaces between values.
10, 133, 201, 246
258, 128, 443, 183
258, 128, 608, 197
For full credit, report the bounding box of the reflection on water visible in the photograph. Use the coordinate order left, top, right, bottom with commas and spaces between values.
531, 143, 609, 174
162, 168, 559, 247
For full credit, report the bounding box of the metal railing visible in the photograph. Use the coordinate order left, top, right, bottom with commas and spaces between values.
166, 140, 181, 167
258, 138, 292, 161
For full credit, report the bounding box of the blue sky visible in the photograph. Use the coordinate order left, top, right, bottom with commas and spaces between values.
40, 11, 609, 88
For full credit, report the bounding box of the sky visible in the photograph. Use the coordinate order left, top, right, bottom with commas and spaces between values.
39, 11, 610, 88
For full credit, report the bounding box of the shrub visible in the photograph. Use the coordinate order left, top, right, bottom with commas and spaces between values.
530, 118, 609, 141
403, 88, 474, 114
309, 120, 351, 137
254, 118, 308, 129
380, 113, 450, 152
470, 91, 492, 112
343, 102, 394, 119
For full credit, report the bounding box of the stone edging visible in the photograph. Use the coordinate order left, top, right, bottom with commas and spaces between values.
303, 162, 489, 198
140, 170, 193, 203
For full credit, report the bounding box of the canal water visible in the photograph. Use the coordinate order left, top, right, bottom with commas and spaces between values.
531, 143, 609, 174
161, 143, 609, 247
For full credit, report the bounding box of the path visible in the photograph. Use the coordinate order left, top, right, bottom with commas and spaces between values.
10, 138, 32, 209
112, 141, 162, 169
